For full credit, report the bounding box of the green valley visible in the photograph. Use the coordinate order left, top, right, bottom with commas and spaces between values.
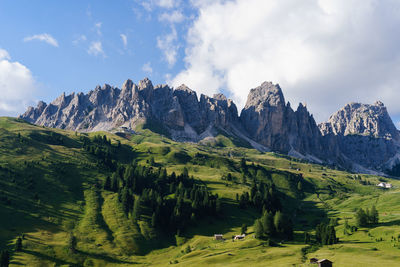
1, 117, 400, 267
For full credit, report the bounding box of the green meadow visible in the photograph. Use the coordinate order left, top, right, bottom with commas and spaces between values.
1, 117, 400, 266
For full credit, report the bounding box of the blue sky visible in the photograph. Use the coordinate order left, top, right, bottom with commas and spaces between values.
2, 0, 400, 126
0, 0, 194, 112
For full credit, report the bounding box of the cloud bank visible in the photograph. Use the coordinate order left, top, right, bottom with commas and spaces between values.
173, 0, 400, 122
0, 49, 36, 115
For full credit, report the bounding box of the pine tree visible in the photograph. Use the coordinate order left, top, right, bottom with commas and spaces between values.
0, 250, 9, 267
370, 205, 379, 224
254, 219, 264, 239
68, 233, 77, 253
343, 219, 349, 235
297, 181, 302, 191
121, 187, 132, 214
239, 194, 247, 209
283, 217, 294, 240
111, 173, 119, 192
241, 174, 247, 184
241, 224, 247, 235
149, 156, 155, 166
240, 158, 247, 170
216, 198, 222, 214
132, 196, 141, 221
151, 212, 157, 228
274, 211, 284, 235
182, 167, 189, 178
103, 176, 111, 190
355, 208, 368, 227
261, 212, 275, 237
15, 237, 22, 252
304, 232, 310, 244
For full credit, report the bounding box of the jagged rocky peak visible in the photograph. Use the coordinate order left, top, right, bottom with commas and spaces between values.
138, 77, 153, 90
175, 84, 193, 93
320, 101, 400, 140
244, 81, 285, 110
213, 93, 227, 101
122, 79, 133, 91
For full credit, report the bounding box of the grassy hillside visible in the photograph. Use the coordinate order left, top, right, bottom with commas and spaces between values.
1, 117, 400, 266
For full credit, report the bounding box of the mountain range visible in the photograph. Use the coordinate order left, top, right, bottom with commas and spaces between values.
20, 78, 400, 175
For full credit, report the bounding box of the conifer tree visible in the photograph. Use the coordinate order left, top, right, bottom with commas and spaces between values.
370, 205, 379, 224
15, 237, 22, 252
68, 233, 77, 253
151, 212, 157, 228
274, 211, 284, 235
261, 212, 275, 237
0, 250, 9, 267
111, 173, 119, 192
133, 196, 141, 221
103, 176, 111, 190
254, 219, 264, 239
355, 208, 368, 227
241, 224, 247, 235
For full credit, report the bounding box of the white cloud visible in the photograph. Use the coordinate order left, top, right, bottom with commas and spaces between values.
120, 34, 128, 49
88, 41, 105, 57
72, 35, 87, 45
157, 27, 178, 67
142, 62, 153, 74
94, 22, 102, 36
0, 49, 36, 115
0, 49, 10, 60
174, 0, 400, 122
157, 0, 180, 8
159, 10, 185, 24
23, 33, 59, 47
140, 0, 180, 11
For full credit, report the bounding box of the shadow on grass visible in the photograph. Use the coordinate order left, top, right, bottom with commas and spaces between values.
77, 249, 141, 265
376, 220, 400, 227
9, 260, 24, 265
23, 249, 77, 266
184, 198, 259, 239
341, 239, 374, 244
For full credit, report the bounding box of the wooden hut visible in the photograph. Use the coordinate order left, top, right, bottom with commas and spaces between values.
318, 259, 333, 267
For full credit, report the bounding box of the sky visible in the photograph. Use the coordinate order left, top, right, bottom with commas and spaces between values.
1, 0, 400, 126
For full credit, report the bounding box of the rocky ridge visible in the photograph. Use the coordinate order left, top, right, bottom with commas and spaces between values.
20, 78, 400, 175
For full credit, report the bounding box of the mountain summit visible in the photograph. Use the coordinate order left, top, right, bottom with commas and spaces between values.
20, 78, 400, 175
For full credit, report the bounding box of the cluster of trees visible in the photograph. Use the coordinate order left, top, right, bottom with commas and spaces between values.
237, 182, 281, 213
355, 206, 379, 227
47, 132, 65, 145
103, 164, 219, 234
315, 222, 338, 245
80, 135, 117, 170
254, 211, 293, 240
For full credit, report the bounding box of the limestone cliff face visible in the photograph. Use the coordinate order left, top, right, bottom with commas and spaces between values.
319, 101, 400, 171
240, 82, 331, 160
319, 101, 400, 140
20, 78, 400, 175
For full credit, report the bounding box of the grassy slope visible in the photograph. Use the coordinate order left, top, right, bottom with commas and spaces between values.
1, 117, 400, 266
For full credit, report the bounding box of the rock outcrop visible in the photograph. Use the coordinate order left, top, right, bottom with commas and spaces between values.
319, 101, 400, 172
319, 101, 400, 141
